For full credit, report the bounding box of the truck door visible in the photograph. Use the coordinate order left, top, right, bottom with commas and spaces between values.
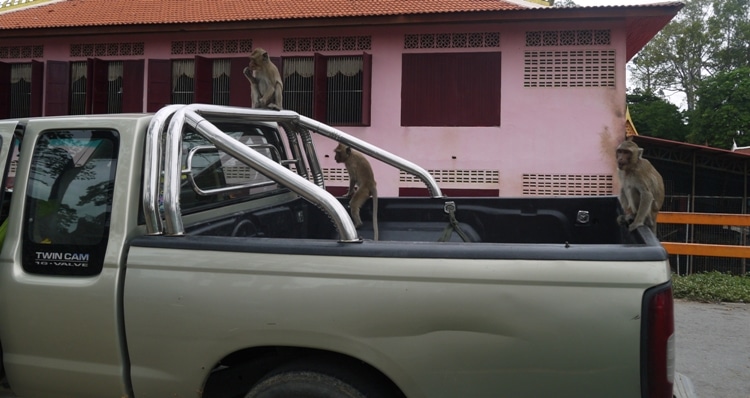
0, 122, 130, 398
0, 121, 19, 250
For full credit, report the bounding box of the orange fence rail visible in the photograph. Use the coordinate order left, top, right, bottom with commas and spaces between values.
657, 212, 750, 259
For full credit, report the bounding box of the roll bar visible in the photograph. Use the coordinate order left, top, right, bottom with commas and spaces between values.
143, 104, 443, 242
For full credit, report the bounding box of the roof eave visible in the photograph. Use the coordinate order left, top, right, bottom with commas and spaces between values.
633, 135, 750, 160
0, 3, 685, 47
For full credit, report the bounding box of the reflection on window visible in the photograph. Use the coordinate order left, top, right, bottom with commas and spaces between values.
179, 124, 283, 213
26, 130, 118, 245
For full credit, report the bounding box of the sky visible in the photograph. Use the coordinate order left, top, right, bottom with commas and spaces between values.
571, 0, 688, 108
572, 0, 668, 5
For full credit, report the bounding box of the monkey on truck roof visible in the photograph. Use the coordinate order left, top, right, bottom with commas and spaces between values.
243, 48, 283, 111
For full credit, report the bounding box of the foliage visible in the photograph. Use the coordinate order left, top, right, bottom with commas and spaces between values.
706, 0, 750, 72
688, 67, 750, 147
552, 0, 578, 7
628, 0, 750, 148
626, 89, 688, 141
629, 0, 717, 113
672, 271, 750, 303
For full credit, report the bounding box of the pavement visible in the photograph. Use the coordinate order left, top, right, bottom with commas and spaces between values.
674, 299, 750, 398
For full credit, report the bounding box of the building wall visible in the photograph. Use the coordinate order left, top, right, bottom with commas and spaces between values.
1, 18, 630, 197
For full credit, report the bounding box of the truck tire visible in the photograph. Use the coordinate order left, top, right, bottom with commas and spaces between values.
245, 360, 395, 398
245, 370, 367, 398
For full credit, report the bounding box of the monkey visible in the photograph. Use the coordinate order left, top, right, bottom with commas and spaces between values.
334, 143, 379, 241
242, 48, 283, 110
615, 139, 665, 233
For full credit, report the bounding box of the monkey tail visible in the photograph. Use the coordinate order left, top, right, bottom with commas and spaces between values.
372, 192, 379, 241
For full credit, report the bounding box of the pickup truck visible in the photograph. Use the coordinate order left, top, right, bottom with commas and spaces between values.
0, 104, 676, 398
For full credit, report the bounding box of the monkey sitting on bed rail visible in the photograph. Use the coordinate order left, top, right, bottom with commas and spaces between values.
615, 139, 664, 233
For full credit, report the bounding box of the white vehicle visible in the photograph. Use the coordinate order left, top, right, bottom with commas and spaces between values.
0, 105, 679, 397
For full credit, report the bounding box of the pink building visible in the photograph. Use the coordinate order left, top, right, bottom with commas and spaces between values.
0, 0, 682, 197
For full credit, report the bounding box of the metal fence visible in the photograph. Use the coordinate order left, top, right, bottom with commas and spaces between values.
282, 57, 314, 117
326, 56, 363, 125
658, 195, 749, 275
107, 61, 123, 114
9, 63, 31, 118
70, 61, 87, 115
172, 59, 195, 105
212, 59, 230, 106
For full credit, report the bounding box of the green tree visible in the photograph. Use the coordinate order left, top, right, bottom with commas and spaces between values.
552, 0, 578, 7
689, 67, 750, 148
627, 89, 689, 141
707, 0, 750, 72
629, 0, 717, 114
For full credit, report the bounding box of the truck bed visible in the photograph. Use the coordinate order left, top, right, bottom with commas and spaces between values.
171, 195, 667, 262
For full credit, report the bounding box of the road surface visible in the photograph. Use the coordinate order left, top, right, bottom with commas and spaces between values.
675, 299, 750, 398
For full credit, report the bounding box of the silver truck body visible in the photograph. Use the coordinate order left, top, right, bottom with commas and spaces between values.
0, 106, 674, 398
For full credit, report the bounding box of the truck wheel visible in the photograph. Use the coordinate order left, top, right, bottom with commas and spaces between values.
245, 360, 394, 398
245, 370, 366, 398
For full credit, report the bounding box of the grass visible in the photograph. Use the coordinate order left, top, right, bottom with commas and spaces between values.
672, 271, 750, 303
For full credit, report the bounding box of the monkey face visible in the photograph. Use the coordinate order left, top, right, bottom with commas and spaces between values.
616, 148, 632, 170
333, 144, 350, 164
248, 48, 268, 70
616, 141, 639, 170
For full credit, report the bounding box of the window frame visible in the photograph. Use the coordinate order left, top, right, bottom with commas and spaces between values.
147, 57, 252, 111
22, 129, 119, 276
178, 120, 289, 215
401, 52, 502, 127
282, 52, 371, 126
0, 61, 43, 119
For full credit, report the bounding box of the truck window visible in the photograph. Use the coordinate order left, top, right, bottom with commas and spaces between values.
22, 130, 119, 276
179, 123, 284, 213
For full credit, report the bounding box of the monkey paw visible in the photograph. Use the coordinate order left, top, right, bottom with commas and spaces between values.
628, 222, 643, 232
617, 214, 634, 225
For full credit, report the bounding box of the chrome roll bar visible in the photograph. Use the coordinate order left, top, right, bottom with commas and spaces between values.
143, 104, 443, 241
289, 115, 444, 199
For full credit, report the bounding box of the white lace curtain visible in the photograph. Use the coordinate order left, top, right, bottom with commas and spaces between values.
10, 64, 31, 83
172, 60, 195, 88
65, 61, 122, 83
213, 59, 230, 79
108, 61, 123, 81
283, 58, 314, 78
283, 56, 362, 78
70, 62, 87, 82
326, 57, 362, 77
